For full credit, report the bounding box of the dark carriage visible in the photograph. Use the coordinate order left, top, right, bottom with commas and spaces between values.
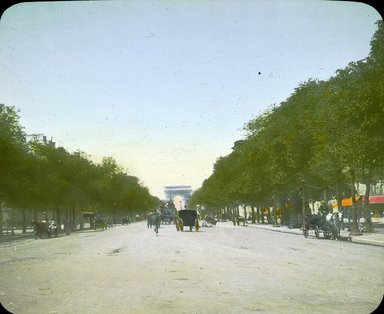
302, 214, 321, 238
121, 216, 131, 225
160, 208, 176, 224
32, 220, 58, 239
176, 209, 200, 232
93, 215, 108, 230
302, 213, 341, 240
203, 214, 218, 227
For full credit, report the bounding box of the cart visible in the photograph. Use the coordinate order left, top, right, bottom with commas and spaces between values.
302, 213, 341, 240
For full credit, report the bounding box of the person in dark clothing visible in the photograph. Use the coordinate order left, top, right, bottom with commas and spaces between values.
318, 201, 330, 225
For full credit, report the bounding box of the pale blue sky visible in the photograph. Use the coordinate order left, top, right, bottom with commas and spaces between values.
0, 0, 381, 198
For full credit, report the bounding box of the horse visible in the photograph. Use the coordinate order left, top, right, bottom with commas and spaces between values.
327, 212, 342, 240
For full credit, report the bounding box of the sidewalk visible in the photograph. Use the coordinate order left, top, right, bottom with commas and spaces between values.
0, 227, 88, 243
246, 222, 384, 248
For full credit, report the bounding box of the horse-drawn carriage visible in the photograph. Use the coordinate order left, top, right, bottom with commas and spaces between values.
32, 220, 58, 239
93, 215, 109, 230
121, 216, 131, 225
176, 209, 200, 232
302, 212, 341, 240
202, 214, 218, 227
160, 207, 176, 224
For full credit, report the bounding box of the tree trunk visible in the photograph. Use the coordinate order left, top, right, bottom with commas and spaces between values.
56, 206, 61, 231
349, 168, 362, 235
22, 208, 27, 234
72, 206, 76, 231
251, 206, 256, 224
261, 206, 265, 224
256, 206, 261, 223
363, 169, 374, 233
273, 194, 278, 226
302, 179, 306, 218
0, 202, 3, 237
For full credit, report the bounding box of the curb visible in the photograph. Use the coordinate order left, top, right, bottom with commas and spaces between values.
246, 224, 384, 248
350, 237, 384, 248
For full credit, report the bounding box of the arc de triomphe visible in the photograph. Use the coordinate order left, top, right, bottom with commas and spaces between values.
163, 185, 193, 209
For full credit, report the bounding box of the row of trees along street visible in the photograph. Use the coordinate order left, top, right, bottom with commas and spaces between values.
189, 21, 384, 234
0, 105, 159, 235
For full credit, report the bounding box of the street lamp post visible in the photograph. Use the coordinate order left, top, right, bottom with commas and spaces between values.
272, 193, 279, 227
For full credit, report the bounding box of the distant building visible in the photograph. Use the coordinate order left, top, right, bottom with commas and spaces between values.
164, 185, 193, 209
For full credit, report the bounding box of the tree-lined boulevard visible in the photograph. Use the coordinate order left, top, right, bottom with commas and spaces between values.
1, 7, 383, 314
0, 222, 382, 313
1, 21, 383, 236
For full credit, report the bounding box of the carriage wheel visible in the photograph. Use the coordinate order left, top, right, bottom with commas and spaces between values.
315, 226, 320, 239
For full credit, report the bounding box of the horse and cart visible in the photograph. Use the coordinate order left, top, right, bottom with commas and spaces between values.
176, 209, 200, 232
159, 207, 176, 225
202, 214, 218, 227
302, 212, 342, 240
32, 220, 58, 239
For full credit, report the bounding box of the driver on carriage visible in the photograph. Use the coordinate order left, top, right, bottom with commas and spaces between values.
318, 201, 330, 225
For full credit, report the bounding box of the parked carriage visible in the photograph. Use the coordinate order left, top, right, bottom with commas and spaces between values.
93, 215, 108, 230
32, 220, 58, 239
302, 212, 341, 240
121, 216, 131, 225
176, 210, 200, 232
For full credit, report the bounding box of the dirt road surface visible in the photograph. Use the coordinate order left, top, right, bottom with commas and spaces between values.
1, 221, 383, 313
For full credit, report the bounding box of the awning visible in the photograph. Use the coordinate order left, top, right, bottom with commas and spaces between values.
361, 195, 384, 204
341, 196, 360, 206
